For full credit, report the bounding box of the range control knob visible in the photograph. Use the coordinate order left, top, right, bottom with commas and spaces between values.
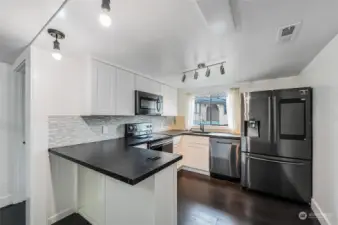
128, 125, 134, 132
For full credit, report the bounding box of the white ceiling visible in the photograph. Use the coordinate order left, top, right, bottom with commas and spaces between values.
33, 0, 338, 88
0, 0, 66, 64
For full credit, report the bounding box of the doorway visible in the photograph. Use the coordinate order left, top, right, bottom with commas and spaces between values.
10, 62, 27, 205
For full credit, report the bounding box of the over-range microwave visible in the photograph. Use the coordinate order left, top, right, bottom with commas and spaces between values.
135, 90, 163, 116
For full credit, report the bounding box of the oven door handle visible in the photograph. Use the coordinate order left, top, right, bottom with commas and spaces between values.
150, 140, 173, 148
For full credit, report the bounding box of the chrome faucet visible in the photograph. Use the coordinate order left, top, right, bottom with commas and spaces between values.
200, 119, 205, 133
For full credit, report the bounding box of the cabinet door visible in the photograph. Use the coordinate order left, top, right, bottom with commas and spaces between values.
116, 69, 135, 116
182, 136, 209, 171
162, 85, 171, 116
162, 85, 178, 116
173, 136, 182, 154
135, 75, 161, 95
96, 63, 116, 114
171, 87, 178, 116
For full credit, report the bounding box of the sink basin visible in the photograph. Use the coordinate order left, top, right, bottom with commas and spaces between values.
190, 131, 210, 135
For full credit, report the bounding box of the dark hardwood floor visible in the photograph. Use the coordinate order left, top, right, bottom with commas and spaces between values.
0, 201, 25, 225
178, 170, 319, 225
53, 213, 91, 225
2, 171, 319, 225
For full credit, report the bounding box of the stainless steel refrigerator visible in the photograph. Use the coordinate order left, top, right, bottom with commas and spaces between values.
241, 88, 312, 203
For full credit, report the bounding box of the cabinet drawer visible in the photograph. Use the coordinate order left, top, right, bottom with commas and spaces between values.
183, 135, 209, 146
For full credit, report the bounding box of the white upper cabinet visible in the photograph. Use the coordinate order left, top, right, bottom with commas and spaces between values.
92, 60, 177, 116
135, 75, 161, 95
92, 60, 136, 116
115, 69, 135, 116
93, 61, 117, 115
162, 84, 178, 116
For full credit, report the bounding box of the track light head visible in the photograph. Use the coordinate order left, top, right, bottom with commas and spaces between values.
100, 0, 112, 27
205, 67, 211, 77
182, 73, 186, 83
101, 0, 111, 12
194, 70, 199, 80
220, 63, 225, 75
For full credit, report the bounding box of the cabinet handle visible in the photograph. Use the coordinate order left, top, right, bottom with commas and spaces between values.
248, 156, 305, 166
268, 96, 271, 142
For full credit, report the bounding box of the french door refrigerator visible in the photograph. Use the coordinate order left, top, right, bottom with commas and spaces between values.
241, 88, 312, 203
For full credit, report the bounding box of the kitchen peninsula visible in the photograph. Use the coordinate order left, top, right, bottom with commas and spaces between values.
49, 138, 182, 225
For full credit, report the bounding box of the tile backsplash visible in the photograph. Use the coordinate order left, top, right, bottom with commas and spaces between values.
48, 116, 174, 148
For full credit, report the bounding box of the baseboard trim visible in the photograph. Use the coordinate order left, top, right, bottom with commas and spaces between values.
0, 195, 12, 208
48, 208, 76, 225
181, 166, 210, 176
311, 198, 332, 225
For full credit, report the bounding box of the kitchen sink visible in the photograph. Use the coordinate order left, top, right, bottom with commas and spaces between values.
190, 131, 210, 135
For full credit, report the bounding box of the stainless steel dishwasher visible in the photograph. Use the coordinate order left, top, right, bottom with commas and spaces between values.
210, 138, 241, 180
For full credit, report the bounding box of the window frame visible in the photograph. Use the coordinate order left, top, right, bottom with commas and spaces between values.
193, 94, 228, 127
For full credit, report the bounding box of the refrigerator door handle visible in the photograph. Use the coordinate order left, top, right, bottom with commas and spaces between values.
268, 96, 271, 142
273, 95, 277, 143
247, 155, 306, 166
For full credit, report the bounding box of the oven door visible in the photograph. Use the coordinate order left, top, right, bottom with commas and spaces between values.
135, 91, 163, 115
149, 139, 173, 153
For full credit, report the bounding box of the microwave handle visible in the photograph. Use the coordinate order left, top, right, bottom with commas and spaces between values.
156, 98, 161, 111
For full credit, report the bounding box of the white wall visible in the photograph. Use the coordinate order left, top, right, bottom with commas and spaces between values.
234, 34, 338, 225
298, 34, 338, 225
238, 75, 304, 92
32, 49, 91, 116
0, 62, 11, 208
10, 46, 90, 225
29, 47, 90, 224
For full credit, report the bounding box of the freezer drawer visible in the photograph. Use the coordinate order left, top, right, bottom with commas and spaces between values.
241, 153, 312, 203
210, 138, 240, 179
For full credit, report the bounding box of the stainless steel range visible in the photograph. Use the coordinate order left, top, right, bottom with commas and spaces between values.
125, 123, 173, 153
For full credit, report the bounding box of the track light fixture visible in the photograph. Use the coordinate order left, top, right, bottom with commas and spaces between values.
100, 0, 112, 27
182, 73, 186, 83
205, 67, 211, 77
48, 29, 65, 61
181, 61, 225, 82
220, 63, 225, 75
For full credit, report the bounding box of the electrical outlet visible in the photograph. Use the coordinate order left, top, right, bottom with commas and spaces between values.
102, 125, 109, 134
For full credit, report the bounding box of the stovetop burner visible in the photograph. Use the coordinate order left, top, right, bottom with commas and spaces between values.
125, 123, 171, 146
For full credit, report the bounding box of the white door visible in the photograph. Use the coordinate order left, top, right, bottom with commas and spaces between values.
116, 69, 135, 116
6, 64, 27, 206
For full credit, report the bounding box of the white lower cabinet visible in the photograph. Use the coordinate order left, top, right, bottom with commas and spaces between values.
173, 136, 182, 169
179, 135, 210, 173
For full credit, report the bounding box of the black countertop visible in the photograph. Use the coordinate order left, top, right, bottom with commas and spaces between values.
49, 138, 182, 185
155, 130, 241, 140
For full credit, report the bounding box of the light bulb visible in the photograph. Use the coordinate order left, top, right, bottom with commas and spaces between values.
99, 12, 112, 27
52, 51, 62, 60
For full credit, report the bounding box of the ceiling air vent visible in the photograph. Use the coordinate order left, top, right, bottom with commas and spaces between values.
277, 22, 301, 43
